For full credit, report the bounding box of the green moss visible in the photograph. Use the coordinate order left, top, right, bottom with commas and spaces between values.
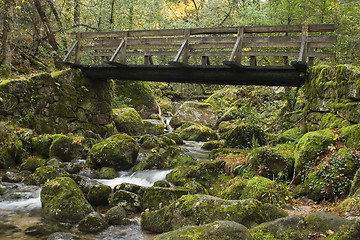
225, 124, 266, 149
88, 184, 112, 206
49, 135, 84, 162
277, 128, 304, 143
88, 133, 139, 170
163, 132, 183, 145
202, 140, 225, 150
112, 108, 144, 136
41, 177, 94, 223
179, 124, 218, 142
320, 113, 351, 129
141, 187, 190, 210
341, 124, 360, 149
96, 167, 118, 179
219, 178, 248, 200
325, 226, 360, 240
20, 156, 46, 173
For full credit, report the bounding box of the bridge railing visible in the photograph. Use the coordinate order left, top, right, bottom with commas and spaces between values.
63, 24, 336, 68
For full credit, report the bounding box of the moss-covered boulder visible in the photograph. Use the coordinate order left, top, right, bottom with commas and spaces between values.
105, 206, 127, 225
113, 80, 158, 118
49, 135, 84, 162
166, 160, 230, 195
141, 194, 287, 233
33, 166, 66, 185
151, 220, 252, 240
113, 108, 144, 136
225, 124, 266, 149
178, 124, 218, 142
170, 101, 218, 128
248, 144, 295, 180
320, 113, 351, 130
108, 190, 142, 213
305, 212, 351, 233
20, 156, 46, 173
41, 177, 94, 223
78, 212, 109, 233
88, 134, 139, 170
96, 167, 118, 179
250, 216, 307, 240
138, 134, 166, 149
294, 129, 336, 180
201, 140, 225, 150
142, 187, 190, 210
31, 134, 54, 158
87, 184, 112, 206
302, 147, 360, 201
143, 119, 165, 135
341, 124, 360, 150
114, 182, 146, 196
277, 127, 304, 143
163, 132, 183, 145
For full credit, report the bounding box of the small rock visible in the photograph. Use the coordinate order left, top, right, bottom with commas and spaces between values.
2, 171, 22, 183
78, 212, 109, 233
105, 206, 127, 225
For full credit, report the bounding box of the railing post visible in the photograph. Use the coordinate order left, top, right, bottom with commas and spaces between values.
75, 33, 81, 64
229, 27, 244, 64
119, 31, 128, 64
183, 29, 190, 64
298, 24, 309, 63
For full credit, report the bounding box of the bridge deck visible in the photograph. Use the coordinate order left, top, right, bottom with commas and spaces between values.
62, 24, 336, 86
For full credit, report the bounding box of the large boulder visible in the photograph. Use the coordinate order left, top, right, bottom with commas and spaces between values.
113, 80, 158, 118
41, 177, 94, 223
141, 194, 288, 233
112, 108, 144, 136
141, 186, 190, 210
170, 101, 218, 128
88, 133, 139, 170
151, 221, 252, 240
341, 124, 360, 150
178, 123, 218, 142
225, 124, 266, 148
49, 135, 84, 162
108, 190, 142, 213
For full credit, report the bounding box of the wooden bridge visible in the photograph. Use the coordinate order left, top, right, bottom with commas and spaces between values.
62, 24, 336, 86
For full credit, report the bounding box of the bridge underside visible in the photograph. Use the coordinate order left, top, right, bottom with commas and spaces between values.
72, 64, 306, 87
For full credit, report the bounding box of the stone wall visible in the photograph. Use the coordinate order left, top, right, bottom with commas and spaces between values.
0, 69, 114, 136
304, 65, 360, 131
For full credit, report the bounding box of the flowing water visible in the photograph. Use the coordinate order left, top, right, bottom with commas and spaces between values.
0, 141, 209, 239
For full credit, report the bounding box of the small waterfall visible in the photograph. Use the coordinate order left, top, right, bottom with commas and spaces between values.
98, 169, 172, 188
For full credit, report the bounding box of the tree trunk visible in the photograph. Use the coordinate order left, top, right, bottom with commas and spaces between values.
0, 0, 15, 78
33, 0, 59, 52
74, 0, 80, 27
45, 0, 67, 50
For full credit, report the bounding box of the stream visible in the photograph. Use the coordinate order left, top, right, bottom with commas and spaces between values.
0, 141, 210, 240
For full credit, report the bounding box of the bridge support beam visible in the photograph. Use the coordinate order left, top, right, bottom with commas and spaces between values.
75, 65, 306, 87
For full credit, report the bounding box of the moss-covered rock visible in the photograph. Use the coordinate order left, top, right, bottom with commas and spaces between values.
49, 135, 84, 162
320, 113, 351, 130
294, 129, 336, 180
138, 135, 164, 149
151, 220, 252, 240
142, 187, 190, 210
219, 178, 248, 200
41, 177, 94, 223
88, 133, 139, 170
225, 124, 266, 149
143, 119, 165, 135
171, 101, 218, 128
31, 134, 54, 158
113, 80, 158, 118
33, 166, 66, 185
153, 180, 171, 188
141, 194, 287, 233
96, 167, 118, 179
341, 124, 360, 150
87, 184, 112, 206
178, 124, 218, 142
105, 206, 127, 225
202, 140, 225, 150
250, 216, 307, 240
20, 156, 46, 173
166, 159, 230, 195
114, 182, 146, 196
305, 212, 351, 233
163, 132, 183, 145
302, 147, 360, 201
113, 108, 144, 136
277, 127, 304, 143
78, 211, 109, 233
108, 190, 142, 213
248, 144, 295, 180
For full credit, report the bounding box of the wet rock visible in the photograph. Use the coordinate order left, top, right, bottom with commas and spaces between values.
46, 158, 63, 168
78, 211, 109, 233
20, 156, 46, 173
1, 171, 22, 183
105, 206, 127, 225
143, 119, 165, 135
49, 135, 84, 162
113, 108, 144, 136
151, 221, 252, 240
62, 162, 83, 174
41, 177, 94, 223
108, 190, 142, 213
141, 186, 190, 210
225, 124, 266, 148
170, 101, 218, 128
114, 182, 146, 196
88, 134, 139, 171
163, 132, 183, 145
24, 223, 70, 237
78, 169, 98, 179
70, 175, 101, 194
47, 232, 82, 240
88, 184, 112, 206
0, 223, 20, 236
141, 194, 288, 233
